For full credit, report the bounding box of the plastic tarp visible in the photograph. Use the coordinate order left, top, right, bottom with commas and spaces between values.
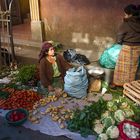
99, 44, 122, 69
0, 97, 96, 140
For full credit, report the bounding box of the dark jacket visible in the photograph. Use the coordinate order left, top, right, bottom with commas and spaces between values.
39, 54, 71, 87
116, 16, 140, 46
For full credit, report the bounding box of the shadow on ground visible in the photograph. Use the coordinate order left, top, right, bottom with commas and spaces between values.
0, 116, 71, 140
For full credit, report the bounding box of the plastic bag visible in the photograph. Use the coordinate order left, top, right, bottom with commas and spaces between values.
64, 66, 88, 98
63, 49, 90, 65
99, 44, 122, 69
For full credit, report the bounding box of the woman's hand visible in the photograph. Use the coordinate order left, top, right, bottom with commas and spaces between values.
48, 85, 55, 92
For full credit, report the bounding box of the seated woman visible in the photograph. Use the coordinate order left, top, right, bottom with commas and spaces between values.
38, 41, 71, 95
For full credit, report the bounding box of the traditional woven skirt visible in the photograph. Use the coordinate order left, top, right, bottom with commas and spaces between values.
113, 45, 140, 86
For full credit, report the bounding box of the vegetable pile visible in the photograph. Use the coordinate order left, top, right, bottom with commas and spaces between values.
0, 88, 42, 110
8, 110, 26, 122
67, 96, 140, 139
0, 90, 11, 99
16, 65, 37, 86
67, 98, 107, 137
0, 87, 15, 106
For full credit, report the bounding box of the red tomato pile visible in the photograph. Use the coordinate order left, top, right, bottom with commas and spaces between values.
9, 111, 26, 122
0, 88, 42, 110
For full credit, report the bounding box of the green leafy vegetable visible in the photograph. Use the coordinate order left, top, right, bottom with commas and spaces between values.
16, 65, 36, 84
67, 98, 107, 137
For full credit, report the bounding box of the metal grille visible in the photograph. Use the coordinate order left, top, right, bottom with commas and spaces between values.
0, 0, 16, 68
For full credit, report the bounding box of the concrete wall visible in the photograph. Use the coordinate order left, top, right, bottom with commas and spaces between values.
40, 0, 140, 61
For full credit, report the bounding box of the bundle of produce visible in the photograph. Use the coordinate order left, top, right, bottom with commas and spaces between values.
0, 87, 16, 106
67, 98, 107, 137
15, 65, 38, 86
67, 95, 140, 139
0, 89, 42, 110
0, 90, 11, 99
96, 97, 140, 140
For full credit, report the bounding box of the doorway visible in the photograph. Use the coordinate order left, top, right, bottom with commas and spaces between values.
0, 0, 31, 40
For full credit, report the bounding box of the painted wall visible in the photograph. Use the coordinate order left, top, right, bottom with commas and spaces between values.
40, 0, 140, 61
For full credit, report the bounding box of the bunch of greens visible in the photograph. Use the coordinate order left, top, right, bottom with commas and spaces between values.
67, 98, 107, 137
0, 90, 10, 99
108, 87, 123, 98
16, 65, 36, 84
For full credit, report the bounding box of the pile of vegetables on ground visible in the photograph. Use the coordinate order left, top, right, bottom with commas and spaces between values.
67, 96, 140, 139
1, 65, 140, 140
0, 87, 42, 110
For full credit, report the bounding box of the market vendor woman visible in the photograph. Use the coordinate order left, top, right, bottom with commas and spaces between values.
113, 4, 140, 86
38, 41, 71, 94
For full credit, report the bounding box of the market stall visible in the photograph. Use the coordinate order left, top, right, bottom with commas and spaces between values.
1, 65, 140, 140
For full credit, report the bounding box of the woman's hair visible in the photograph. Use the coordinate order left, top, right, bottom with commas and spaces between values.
124, 4, 137, 16
39, 41, 53, 62
137, 5, 140, 17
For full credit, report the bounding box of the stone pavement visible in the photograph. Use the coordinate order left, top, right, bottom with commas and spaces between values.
0, 116, 71, 140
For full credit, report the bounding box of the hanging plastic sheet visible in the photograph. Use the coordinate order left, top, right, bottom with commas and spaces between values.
99, 44, 122, 69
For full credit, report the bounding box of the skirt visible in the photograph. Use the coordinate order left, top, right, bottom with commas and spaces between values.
113, 45, 140, 86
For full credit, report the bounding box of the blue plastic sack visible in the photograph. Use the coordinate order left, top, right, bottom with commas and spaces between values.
99, 44, 122, 69
64, 66, 88, 98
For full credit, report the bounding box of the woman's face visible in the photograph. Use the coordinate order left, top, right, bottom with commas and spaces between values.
124, 12, 132, 19
48, 47, 55, 56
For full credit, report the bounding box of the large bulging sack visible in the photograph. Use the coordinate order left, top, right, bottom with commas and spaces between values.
64, 66, 88, 98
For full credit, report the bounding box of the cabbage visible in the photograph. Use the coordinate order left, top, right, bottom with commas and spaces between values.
124, 109, 134, 118
97, 133, 108, 140
114, 110, 125, 122
106, 125, 119, 139
93, 119, 101, 124
107, 101, 118, 111
107, 101, 114, 108
120, 102, 128, 109
101, 116, 115, 128
119, 96, 128, 103
93, 123, 104, 134
101, 111, 110, 120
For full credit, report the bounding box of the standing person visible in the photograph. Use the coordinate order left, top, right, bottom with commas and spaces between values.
38, 41, 72, 95
113, 4, 140, 86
